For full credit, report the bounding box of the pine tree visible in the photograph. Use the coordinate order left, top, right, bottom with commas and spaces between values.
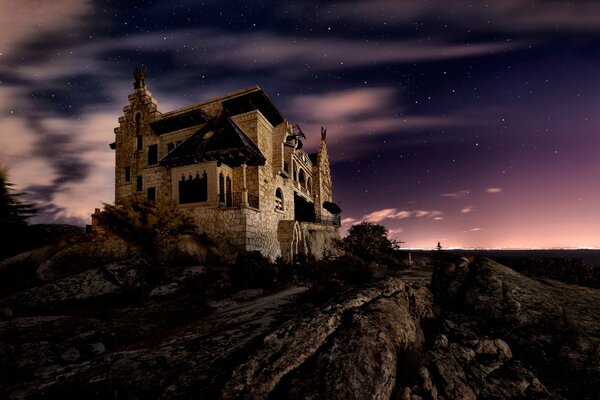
0, 169, 36, 228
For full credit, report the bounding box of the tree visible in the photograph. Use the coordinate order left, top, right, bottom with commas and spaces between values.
340, 221, 400, 264
0, 169, 37, 258
436, 242, 443, 251
0, 169, 36, 228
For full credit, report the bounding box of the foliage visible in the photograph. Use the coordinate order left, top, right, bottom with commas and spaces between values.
0, 169, 37, 258
0, 169, 36, 228
96, 198, 197, 263
230, 251, 280, 289
297, 253, 374, 291
338, 221, 403, 266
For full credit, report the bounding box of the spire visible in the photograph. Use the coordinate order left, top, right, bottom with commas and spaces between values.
133, 65, 148, 89
320, 126, 327, 142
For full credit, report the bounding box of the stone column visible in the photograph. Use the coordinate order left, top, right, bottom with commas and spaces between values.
241, 163, 248, 207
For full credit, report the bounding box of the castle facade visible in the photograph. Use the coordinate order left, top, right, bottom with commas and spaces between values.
108, 69, 340, 260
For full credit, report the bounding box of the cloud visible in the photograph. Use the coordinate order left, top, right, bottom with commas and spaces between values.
176, 29, 523, 72
341, 217, 358, 226
461, 206, 474, 214
486, 187, 503, 193
442, 190, 470, 199
464, 227, 482, 233
0, 0, 91, 57
326, 0, 600, 33
362, 208, 443, 223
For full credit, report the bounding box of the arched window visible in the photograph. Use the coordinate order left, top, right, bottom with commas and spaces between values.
275, 188, 284, 211
307, 177, 312, 194
298, 169, 306, 190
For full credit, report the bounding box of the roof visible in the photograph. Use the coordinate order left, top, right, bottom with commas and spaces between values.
150, 109, 208, 134
160, 117, 266, 168
148, 86, 285, 135
222, 89, 284, 127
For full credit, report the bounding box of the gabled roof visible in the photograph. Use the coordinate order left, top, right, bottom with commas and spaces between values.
160, 117, 266, 168
222, 89, 284, 127
147, 86, 285, 136
150, 109, 208, 134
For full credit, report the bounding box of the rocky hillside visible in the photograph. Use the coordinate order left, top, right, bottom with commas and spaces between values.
1, 243, 599, 398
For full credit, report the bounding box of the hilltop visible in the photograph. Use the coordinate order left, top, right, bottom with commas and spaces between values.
1, 228, 599, 399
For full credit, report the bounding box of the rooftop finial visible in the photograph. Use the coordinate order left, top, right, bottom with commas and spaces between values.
321, 126, 327, 141
133, 65, 148, 89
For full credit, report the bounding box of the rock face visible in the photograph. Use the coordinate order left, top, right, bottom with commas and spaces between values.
2, 254, 600, 399
424, 256, 600, 399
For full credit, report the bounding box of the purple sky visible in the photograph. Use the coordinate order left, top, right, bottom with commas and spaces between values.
1, 0, 599, 248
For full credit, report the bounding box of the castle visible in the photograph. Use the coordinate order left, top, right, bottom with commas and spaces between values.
108, 67, 341, 260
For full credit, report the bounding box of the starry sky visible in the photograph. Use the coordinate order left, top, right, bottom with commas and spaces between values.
1, 0, 599, 249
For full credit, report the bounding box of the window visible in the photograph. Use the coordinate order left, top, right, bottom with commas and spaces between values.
167, 142, 175, 153
298, 169, 306, 189
179, 171, 207, 204
148, 144, 158, 165
136, 176, 143, 192
135, 112, 141, 135
226, 176, 232, 207
147, 187, 156, 201
275, 188, 284, 211
124, 167, 130, 182
218, 172, 225, 204
135, 113, 142, 150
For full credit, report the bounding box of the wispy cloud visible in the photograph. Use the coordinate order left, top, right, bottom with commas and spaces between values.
464, 227, 482, 233
341, 217, 358, 226
442, 190, 471, 199
461, 206, 474, 214
486, 187, 503, 193
326, 0, 600, 33
362, 208, 443, 223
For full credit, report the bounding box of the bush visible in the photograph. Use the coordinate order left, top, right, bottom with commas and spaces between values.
230, 251, 281, 289
298, 253, 374, 291
338, 222, 404, 266
96, 198, 197, 264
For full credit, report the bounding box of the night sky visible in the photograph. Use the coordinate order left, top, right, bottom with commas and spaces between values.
1, 1, 600, 249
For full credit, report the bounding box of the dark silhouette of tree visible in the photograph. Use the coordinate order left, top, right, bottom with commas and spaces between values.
0, 169, 37, 258
340, 221, 400, 264
0, 170, 36, 228
436, 242, 443, 251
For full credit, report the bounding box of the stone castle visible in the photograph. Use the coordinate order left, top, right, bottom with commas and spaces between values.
107, 67, 341, 260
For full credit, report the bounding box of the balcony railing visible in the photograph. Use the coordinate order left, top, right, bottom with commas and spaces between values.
217, 192, 260, 209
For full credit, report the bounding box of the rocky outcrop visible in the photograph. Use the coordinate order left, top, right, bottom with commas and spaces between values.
422, 256, 600, 399
2, 254, 600, 399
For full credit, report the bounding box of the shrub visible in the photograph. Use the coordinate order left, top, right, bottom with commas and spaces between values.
96, 198, 197, 264
298, 253, 374, 291
338, 222, 403, 266
230, 251, 279, 289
